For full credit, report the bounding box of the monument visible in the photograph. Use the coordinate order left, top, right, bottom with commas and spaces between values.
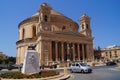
22, 44, 41, 75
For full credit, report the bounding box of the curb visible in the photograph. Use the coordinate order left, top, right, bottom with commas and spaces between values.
41, 73, 70, 80
58, 74, 70, 80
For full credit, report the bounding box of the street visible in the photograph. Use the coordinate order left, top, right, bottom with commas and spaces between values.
0, 65, 120, 80
68, 65, 120, 80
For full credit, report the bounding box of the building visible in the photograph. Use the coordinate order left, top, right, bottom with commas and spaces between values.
0, 52, 7, 59
101, 45, 120, 62
16, 3, 94, 66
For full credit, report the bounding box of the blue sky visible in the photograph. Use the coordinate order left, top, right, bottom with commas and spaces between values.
0, 0, 120, 57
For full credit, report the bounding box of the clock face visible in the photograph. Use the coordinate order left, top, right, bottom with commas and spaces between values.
45, 26, 48, 30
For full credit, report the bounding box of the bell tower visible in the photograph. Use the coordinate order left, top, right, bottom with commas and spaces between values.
79, 14, 92, 37
38, 3, 52, 31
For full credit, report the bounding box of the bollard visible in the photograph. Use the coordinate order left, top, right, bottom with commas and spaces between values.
64, 67, 68, 74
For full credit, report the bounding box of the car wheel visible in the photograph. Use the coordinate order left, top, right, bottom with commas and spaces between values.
81, 69, 84, 73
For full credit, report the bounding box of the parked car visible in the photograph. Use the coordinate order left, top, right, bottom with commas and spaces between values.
0, 64, 8, 70
7, 64, 16, 70
0, 64, 19, 70
106, 61, 116, 66
70, 62, 92, 73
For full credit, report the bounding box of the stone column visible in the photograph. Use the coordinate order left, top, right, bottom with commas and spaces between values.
16, 48, 19, 64
67, 43, 70, 61
37, 42, 41, 65
82, 44, 85, 62
56, 42, 58, 61
86, 44, 89, 61
91, 44, 94, 61
40, 41, 44, 64
73, 43, 75, 61
23, 46, 26, 62
21, 47, 24, 63
78, 44, 80, 61
18, 48, 20, 64
61, 42, 64, 61
19, 47, 22, 64
49, 41, 52, 61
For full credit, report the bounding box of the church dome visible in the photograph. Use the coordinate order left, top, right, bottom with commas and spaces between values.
30, 10, 64, 18
18, 3, 78, 29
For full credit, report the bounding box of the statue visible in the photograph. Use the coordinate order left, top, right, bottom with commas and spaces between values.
28, 44, 36, 50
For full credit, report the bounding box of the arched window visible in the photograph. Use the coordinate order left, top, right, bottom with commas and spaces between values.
86, 24, 89, 29
82, 24, 84, 29
44, 15, 48, 22
106, 52, 108, 56
62, 26, 66, 30
32, 26, 36, 38
114, 51, 117, 57
110, 51, 112, 58
22, 28, 25, 40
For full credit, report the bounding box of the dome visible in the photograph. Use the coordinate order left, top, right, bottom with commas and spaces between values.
31, 10, 65, 18
31, 12, 39, 17
51, 10, 64, 16
18, 4, 77, 28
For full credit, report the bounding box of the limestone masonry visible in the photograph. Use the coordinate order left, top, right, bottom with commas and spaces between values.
16, 3, 94, 66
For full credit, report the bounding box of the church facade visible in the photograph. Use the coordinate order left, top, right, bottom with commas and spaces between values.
16, 3, 94, 66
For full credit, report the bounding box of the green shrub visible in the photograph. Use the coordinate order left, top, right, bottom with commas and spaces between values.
0, 70, 59, 79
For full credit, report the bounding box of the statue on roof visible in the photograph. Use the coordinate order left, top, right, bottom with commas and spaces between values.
28, 44, 36, 50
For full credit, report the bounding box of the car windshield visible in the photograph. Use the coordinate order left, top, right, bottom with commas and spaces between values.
80, 63, 88, 66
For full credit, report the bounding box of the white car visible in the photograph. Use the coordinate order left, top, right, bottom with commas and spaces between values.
70, 62, 92, 73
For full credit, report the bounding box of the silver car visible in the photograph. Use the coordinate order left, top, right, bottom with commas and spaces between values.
70, 62, 92, 73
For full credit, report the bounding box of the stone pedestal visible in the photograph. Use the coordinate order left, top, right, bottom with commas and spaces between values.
22, 50, 40, 75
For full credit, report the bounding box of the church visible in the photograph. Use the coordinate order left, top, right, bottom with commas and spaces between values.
16, 3, 94, 66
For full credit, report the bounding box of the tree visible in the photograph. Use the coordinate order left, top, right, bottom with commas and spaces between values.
0, 58, 3, 64
8, 56, 16, 64
94, 46, 101, 61
0, 56, 16, 64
